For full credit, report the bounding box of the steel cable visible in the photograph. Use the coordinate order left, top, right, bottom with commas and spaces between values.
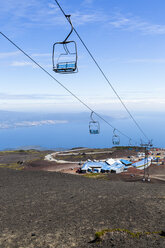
0, 31, 134, 142
54, 0, 150, 142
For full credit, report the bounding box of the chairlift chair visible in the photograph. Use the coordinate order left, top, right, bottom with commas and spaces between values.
89, 111, 100, 134
52, 15, 78, 74
140, 139, 151, 148
140, 139, 144, 147
148, 139, 153, 147
89, 121, 100, 134
129, 138, 132, 146
52, 41, 78, 73
112, 129, 120, 145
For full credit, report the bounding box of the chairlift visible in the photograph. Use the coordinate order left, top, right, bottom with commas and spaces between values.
140, 139, 144, 147
52, 15, 78, 74
140, 139, 152, 148
148, 139, 153, 147
112, 128, 120, 145
129, 138, 132, 146
89, 111, 100, 134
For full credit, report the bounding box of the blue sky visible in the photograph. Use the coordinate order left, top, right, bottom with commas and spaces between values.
1, 0, 165, 115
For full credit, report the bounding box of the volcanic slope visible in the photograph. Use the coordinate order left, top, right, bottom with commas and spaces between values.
0, 168, 164, 248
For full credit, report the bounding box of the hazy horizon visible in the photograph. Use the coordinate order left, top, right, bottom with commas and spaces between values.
0, 109, 164, 150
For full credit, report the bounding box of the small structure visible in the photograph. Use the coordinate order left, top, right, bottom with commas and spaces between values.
137, 152, 145, 158
80, 156, 154, 174
120, 159, 132, 166
132, 157, 152, 170
110, 160, 125, 174
120, 159, 132, 170
81, 161, 106, 173
100, 163, 111, 173
106, 158, 116, 166
81, 159, 125, 174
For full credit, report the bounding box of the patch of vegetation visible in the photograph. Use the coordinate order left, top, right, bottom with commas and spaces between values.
83, 173, 108, 179
90, 228, 165, 243
0, 149, 40, 155
0, 163, 24, 170
0, 151, 17, 154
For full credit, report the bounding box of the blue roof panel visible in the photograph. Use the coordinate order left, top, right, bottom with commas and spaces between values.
120, 159, 132, 165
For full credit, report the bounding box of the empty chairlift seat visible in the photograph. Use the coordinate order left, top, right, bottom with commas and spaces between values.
112, 129, 120, 145
89, 111, 100, 134
56, 61, 76, 72
53, 41, 78, 73
89, 121, 100, 134
52, 15, 78, 74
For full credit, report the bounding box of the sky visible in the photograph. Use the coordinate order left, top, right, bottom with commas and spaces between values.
0, 0, 165, 115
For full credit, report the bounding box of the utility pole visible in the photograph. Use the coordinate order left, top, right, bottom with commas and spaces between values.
145, 146, 150, 182
140, 139, 153, 182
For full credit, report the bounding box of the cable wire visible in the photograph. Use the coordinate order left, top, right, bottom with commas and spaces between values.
54, 0, 150, 142
0, 31, 134, 142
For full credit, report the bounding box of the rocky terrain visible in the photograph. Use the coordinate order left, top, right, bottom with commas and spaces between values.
0, 165, 164, 247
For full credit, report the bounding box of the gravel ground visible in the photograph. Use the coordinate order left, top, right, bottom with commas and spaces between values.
0, 151, 49, 164
54, 148, 138, 161
0, 168, 164, 248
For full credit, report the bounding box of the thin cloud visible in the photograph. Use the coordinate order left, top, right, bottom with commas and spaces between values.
1, 0, 105, 28
82, 0, 94, 5
3, 93, 162, 106
1, 0, 63, 27
31, 53, 51, 57
1, 92, 165, 112
10, 61, 52, 68
1, 1, 165, 34
122, 58, 165, 64
0, 51, 20, 58
11, 61, 34, 67
71, 11, 106, 25
110, 13, 165, 35
0, 93, 70, 100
